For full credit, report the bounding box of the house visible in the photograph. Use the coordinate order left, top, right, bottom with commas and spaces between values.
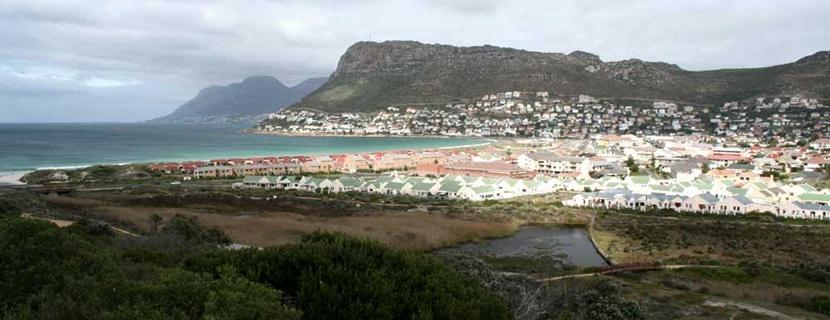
242, 176, 280, 189
796, 192, 830, 206
681, 193, 719, 213
809, 138, 830, 150
714, 195, 754, 215
410, 181, 439, 197
517, 153, 584, 175
706, 154, 745, 168
665, 161, 702, 181
469, 186, 500, 201
777, 202, 830, 220
805, 156, 829, 172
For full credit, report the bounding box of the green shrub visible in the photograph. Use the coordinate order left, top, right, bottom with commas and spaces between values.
0, 216, 300, 319
186, 232, 511, 320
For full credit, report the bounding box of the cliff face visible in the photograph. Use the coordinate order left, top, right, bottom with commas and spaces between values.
151, 76, 326, 124
291, 41, 830, 112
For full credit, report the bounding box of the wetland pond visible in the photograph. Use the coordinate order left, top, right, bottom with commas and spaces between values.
436, 226, 608, 268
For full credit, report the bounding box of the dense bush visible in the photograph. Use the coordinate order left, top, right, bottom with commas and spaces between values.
573, 281, 647, 320
0, 216, 299, 319
1, 216, 510, 319
186, 232, 512, 320
790, 263, 830, 284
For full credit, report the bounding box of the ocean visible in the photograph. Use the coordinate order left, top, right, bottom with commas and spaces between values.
0, 123, 488, 174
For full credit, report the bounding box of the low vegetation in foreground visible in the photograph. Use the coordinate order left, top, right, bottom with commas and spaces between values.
589, 210, 830, 318
0, 214, 510, 319
8, 166, 830, 319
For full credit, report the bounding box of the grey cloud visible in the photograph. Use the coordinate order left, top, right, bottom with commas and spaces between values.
0, 0, 828, 122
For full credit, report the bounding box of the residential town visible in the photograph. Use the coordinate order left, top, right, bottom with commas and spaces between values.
149, 132, 830, 220
257, 92, 829, 140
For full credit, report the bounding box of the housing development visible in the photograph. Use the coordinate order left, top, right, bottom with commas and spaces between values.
258, 93, 829, 140
149, 130, 830, 220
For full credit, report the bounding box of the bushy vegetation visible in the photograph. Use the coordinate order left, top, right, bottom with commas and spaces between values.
22, 164, 158, 184
595, 213, 830, 266
442, 255, 647, 320
0, 214, 510, 319
185, 232, 511, 320
0, 215, 298, 319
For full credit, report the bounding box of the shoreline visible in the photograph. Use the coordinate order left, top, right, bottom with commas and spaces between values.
6, 135, 497, 176
246, 128, 501, 141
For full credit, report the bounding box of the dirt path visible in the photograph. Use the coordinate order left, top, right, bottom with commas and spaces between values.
703, 299, 803, 320
537, 264, 724, 282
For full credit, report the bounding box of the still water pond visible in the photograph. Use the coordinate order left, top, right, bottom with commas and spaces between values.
437, 226, 608, 267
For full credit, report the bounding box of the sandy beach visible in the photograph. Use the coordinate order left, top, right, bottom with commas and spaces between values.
0, 172, 26, 185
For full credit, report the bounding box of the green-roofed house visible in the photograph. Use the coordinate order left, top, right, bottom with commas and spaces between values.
798, 192, 830, 205
361, 180, 384, 193
335, 177, 365, 192
302, 177, 341, 193
380, 181, 408, 195
470, 186, 500, 201
437, 180, 466, 199
410, 181, 439, 197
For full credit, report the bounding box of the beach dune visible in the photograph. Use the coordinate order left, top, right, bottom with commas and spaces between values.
0, 173, 25, 185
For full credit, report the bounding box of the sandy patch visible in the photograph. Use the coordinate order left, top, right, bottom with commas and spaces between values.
0, 172, 26, 185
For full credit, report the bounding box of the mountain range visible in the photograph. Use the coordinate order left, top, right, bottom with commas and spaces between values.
150, 76, 327, 124
290, 41, 830, 113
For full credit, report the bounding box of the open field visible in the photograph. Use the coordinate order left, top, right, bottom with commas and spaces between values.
0, 177, 596, 250
608, 268, 830, 320
46, 194, 518, 249
31, 190, 517, 250
593, 212, 830, 266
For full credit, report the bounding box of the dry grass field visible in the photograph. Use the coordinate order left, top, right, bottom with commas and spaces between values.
39, 191, 517, 250
593, 212, 830, 266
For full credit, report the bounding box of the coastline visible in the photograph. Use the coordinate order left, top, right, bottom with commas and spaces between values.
246, 129, 502, 151
6, 134, 496, 176
246, 128, 491, 140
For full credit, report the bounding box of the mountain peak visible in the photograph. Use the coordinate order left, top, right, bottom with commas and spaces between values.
241, 75, 288, 88
149, 76, 325, 124
568, 50, 602, 63
796, 51, 830, 64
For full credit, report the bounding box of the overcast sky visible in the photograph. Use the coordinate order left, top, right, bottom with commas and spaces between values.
1, 0, 827, 122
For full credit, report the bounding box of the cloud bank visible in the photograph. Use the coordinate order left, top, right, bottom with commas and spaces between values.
0, 0, 827, 122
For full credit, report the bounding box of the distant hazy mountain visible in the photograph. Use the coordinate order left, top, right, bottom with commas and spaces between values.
289, 41, 830, 113
150, 76, 327, 124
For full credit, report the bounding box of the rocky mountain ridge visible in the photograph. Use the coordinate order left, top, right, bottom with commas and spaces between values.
151, 76, 326, 124
290, 41, 830, 113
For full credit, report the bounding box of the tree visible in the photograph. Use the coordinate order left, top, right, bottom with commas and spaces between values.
575, 281, 647, 320
161, 214, 230, 245
701, 162, 710, 173
625, 156, 639, 174
149, 213, 163, 233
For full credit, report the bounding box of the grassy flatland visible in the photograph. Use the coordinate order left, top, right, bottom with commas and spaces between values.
585, 211, 830, 319
593, 212, 830, 266
33, 189, 518, 250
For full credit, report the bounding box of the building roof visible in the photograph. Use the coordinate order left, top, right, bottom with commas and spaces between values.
798, 192, 830, 202
732, 195, 754, 205
792, 201, 830, 211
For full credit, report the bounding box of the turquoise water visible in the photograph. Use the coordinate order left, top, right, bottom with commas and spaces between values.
0, 123, 487, 173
